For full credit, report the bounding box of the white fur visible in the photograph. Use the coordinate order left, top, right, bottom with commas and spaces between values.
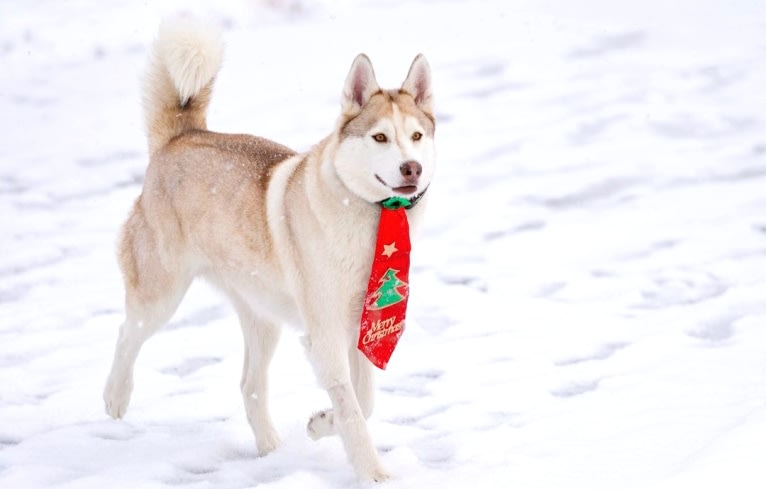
154, 17, 223, 104
333, 103, 436, 203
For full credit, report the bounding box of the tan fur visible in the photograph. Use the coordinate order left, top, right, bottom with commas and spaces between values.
341, 90, 435, 139
104, 19, 435, 482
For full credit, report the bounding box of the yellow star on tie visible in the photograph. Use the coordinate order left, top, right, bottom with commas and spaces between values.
382, 242, 398, 258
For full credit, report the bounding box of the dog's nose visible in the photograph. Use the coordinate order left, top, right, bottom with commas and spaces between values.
399, 160, 422, 183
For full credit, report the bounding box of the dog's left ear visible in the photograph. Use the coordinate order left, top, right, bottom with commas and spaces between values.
342, 54, 381, 115
401, 54, 433, 114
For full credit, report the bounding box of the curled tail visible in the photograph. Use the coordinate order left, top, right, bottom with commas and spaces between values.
143, 18, 223, 155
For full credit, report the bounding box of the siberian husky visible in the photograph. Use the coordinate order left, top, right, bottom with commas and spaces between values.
103, 18, 435, 481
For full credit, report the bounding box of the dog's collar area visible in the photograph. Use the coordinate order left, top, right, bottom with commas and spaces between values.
378, 186, 428, 210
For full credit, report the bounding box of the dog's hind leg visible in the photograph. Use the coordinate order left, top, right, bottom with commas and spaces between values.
230, 294, 281, 455
104, 205, 193, 419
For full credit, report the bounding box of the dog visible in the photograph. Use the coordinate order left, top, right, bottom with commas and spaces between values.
103, 17, 435, 482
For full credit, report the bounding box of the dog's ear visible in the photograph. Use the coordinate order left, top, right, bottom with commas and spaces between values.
342, 54, 380, 115
401, 54, 433, 114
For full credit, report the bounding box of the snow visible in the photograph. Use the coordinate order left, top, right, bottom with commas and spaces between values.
2, 0, 766, 487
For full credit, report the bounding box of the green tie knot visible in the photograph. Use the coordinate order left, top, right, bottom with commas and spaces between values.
380, 196, 412, 210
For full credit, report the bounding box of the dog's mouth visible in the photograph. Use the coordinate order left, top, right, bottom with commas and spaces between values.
375, 175, 418, 195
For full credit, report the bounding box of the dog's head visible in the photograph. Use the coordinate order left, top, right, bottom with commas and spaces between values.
333, 54, 435, 205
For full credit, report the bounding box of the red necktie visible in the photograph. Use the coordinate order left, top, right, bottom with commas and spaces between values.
358, 198, 412, 369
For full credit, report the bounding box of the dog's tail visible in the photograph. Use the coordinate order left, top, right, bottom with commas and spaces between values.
143, 18, 223, 155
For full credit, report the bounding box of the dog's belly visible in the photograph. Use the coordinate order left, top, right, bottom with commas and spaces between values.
201, 266, 303, 327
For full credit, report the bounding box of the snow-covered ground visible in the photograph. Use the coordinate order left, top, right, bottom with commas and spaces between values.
2, 0, 766, 487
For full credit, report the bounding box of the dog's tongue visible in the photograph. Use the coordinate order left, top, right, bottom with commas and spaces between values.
357, 199, 412, 369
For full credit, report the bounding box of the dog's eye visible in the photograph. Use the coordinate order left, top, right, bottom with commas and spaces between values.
411, 131, 422, 141
372, 133, 388, 143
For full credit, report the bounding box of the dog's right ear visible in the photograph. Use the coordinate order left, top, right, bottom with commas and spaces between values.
342, 54, 380, 115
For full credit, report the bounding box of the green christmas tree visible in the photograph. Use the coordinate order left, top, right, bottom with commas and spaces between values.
371, 268, 407, 309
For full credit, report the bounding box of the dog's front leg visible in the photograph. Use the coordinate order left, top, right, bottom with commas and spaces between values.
308, 347, 375, 440
301, 306, 389, 482
325, 382, 388, 482
350, 347, 375, 419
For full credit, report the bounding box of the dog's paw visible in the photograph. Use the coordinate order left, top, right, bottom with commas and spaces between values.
103, 376, 133, 419
365, 465, 391, 483
256, 428, 280, 456
307, 409, 335, 440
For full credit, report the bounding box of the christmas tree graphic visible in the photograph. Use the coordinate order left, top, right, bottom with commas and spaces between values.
368, 268, 408, 310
